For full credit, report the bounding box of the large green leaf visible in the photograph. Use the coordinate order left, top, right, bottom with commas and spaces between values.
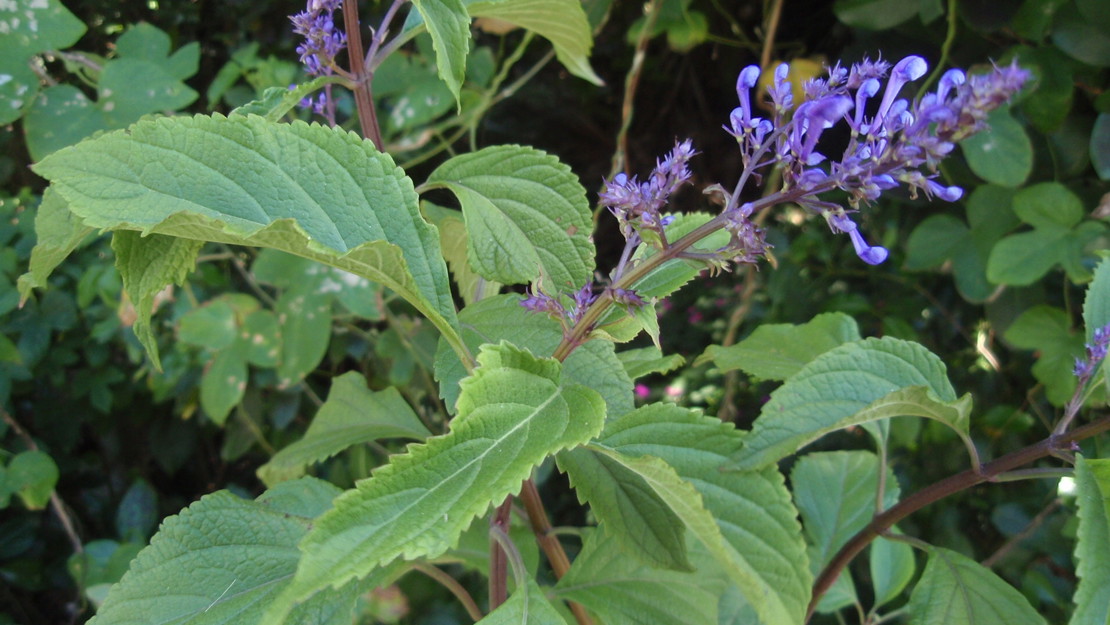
557, 447, 690, 571
31, 114, 462, 355
112, 231, 203, 370
554, 525, 719, 624
477, 579, 568, 624
17, 187, 95, 300
258, 372, 431, 487
696, 312, 860, 381
791, 451, 899, 570
1072, 455, 1110, 625
434, 294, 634, 418
905, 546, 1046, 625
0, 0, 86, 124
270, 342, 605, 619
422, 202, 502, 305
423, 145, 594, 291
88, 478, 368, 625
467, 0, 603, 85
731, 337, 970, 471
1004, 305, 1085, 406
961, 108, 1033, 188
593, 403, 811, 625
411, 0, 470, 104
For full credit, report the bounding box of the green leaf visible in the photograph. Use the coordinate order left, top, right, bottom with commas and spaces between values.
467, 0, 603, 85
88, 478, 369, 625
1093, 113, 1110, 181
905, 546, 1047, 625
554, 525, 719, 624
732, 337, 968, 471
200, 342, 248, 425
594, 403, 812, 625
628, 213, 731, 299
412, 0, 470, 104
1072, 455, 1110, 625
112, 231, 203, 370
1085, 257, 1110, 344
32, 114, 461, 352
422, 202, 502, 305
258, 372, 431, 487
962, 108, 1033, 188
7, 450, 59, 510
832, 0, 919, 30
1013, 182, 1083, 229
1052, 2, 1110, 67
424, 145, 594, 291
434, 294, 633, 419
987, 228, 1071, 286
905, 214, 969, 270
273, 285, 332, 389
178, 295, 257, 351
557, 447, 690, 571
17, 187, 95, 301
870, 532, 915, 609
616, 345, 685, 379
1004, 305, 1084, 406
115, 479, 159, 543
696, 312, 860, 381
0, 0, 86, 124
272, 342, 605, 617
792, 451, 899, 570
477, 579, 568, 624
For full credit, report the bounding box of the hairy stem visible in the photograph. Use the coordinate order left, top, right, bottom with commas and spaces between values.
805, 414, 1110, 622
342, 0, 383, 149
489, 497, 513, 610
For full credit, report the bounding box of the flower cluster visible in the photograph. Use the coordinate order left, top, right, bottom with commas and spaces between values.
291, 0, 346, 78
728, 56, 1029, 264
1074, 325, 1110, 382
520, 283, 597, 329
599, 140, 695, 246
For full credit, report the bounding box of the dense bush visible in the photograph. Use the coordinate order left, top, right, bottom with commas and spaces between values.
2, 0, 1110, 623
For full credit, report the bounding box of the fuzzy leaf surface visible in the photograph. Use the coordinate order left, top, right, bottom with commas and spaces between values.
112, 231, 202, 370
31, 114, 459, 346
87, 478, 364, 625
554, 526, 718, 624
275, 342, 605, 614
424, 145, 594, 291
476, 579, 568, 624
434, 294, 633, 418
557, 447, 690, 571
732, 338, 967, 471
258, 372, 431, 487
1071, 455, 1110, 625
594, 403, 811, 625
411, 0, 470, 103
905, 546, 1046, 625
17, 187, 94, 300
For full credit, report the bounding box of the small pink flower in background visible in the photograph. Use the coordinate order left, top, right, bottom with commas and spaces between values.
688, 309, 704, 324
634, 384, 651, 399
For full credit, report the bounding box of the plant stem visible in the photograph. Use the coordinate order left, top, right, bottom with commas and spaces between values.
342, 0, 384, 149
519, 479, 595, 625
805, 414, 1110, 622
606, 0, 664, 187
489, 497, 513, 610
413, 563, 484, 622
